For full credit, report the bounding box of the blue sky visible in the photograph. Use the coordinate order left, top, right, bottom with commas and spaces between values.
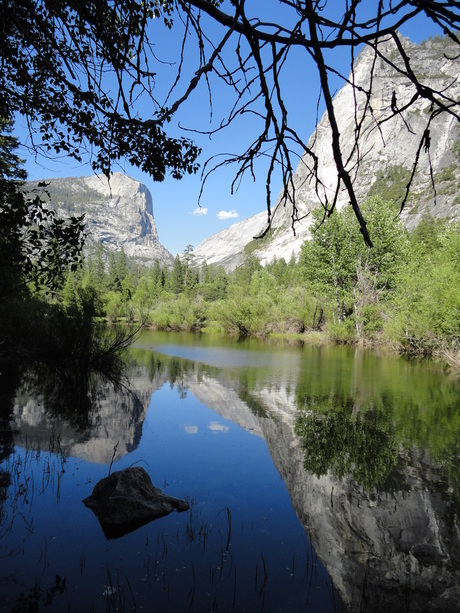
15, 3, 443, 256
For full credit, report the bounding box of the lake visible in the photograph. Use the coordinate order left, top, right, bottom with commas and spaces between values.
1, 330, 459, 611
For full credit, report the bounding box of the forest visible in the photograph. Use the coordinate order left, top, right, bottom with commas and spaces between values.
59, 195, 460, 369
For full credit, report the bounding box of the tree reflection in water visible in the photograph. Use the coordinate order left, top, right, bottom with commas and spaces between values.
1, 333, 460, 612
132, 338, 460, 612
0, 346, 144, 540
295, 394, 399, 491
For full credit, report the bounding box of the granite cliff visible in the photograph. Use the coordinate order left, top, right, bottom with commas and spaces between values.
25, 36, 459, 272
194, 34, 460, 270
26, 172, 174, 267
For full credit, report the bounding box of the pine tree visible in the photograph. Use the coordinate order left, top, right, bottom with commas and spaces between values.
170, 256, 185, 295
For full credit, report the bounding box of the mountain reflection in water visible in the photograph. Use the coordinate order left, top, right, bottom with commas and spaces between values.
1, 331, 459, 612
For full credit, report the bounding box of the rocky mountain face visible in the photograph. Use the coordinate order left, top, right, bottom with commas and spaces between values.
27, 172, 174, 267
191, 211, 269, 270
194, 34, 460, 271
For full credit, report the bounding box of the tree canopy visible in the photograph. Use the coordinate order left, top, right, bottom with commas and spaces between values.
2, 1, 460, 242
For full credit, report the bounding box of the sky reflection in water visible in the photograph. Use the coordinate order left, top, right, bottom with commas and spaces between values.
1, 331, 460, 612
0, 337, 339, 612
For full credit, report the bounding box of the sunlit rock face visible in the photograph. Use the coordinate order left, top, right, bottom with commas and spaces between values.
191, 212, 267, 270
194, 34, 460, 271
26, 172, 174, 267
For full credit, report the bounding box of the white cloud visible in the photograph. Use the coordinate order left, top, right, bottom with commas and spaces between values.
184, 425, 198, 434
217, 209, 239, 220
208, 421, 230, 433
192, 206, 208, 216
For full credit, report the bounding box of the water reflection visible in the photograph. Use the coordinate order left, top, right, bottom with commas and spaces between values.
295, 394, 399, 490
292, 393, 460, 612
6, 364, 149, 463
1, 344, 338, 611
1, 332, 459, 611
133, 335, 460, 612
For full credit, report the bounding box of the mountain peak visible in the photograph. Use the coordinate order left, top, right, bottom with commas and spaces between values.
26, 173, 174, 267
194, 34, 460, 271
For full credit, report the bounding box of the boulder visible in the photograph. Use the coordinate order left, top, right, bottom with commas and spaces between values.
82, 466, 189, 538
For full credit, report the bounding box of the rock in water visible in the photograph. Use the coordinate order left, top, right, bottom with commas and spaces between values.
82, 466, 189, 538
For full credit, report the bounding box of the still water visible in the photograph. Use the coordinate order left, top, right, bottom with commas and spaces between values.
1, 331, 459, 612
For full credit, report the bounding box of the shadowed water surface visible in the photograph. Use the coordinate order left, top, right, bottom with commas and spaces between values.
1, 330, 459, 611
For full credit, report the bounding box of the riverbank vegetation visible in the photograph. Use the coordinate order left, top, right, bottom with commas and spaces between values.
56, 197, 460, 369
1, 119, 458, 371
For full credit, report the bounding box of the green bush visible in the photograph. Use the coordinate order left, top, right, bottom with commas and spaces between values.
149, 295, 206, 331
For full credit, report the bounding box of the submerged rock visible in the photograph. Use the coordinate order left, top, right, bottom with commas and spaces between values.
83, 466, 189, 538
